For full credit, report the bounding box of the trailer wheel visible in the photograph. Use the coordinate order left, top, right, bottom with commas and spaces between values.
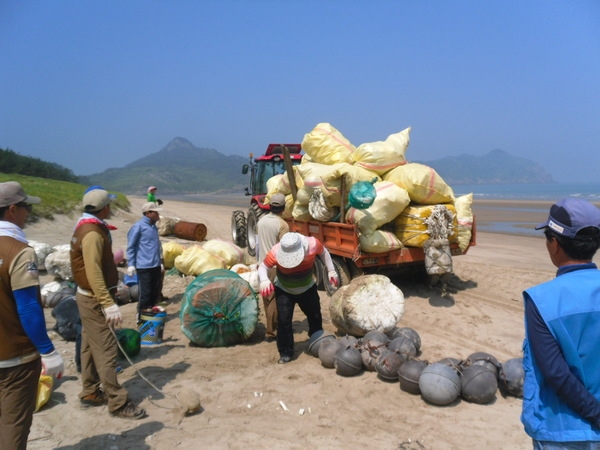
231, 210, 247, 248
347, 260, 364, 279
313, 258, 325, 290
246, 203, 267, 257
324, 256, 351, 296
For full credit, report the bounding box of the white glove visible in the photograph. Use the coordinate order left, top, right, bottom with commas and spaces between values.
160, 264, 165, 272
41, 350, 64, 379
260, 280, 274, 297
103, 304, 123, 327
328, 270, 339, 287
126, 266, 136, 277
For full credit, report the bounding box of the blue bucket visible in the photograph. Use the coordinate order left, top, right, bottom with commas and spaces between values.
139, 309, 166, 345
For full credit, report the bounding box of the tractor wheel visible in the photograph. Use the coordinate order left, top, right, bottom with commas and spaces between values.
231, 210, 247, 248
324, 256, 352, 296
246, 203, 267, 257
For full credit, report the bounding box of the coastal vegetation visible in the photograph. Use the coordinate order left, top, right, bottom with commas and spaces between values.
0, 173, 129, 222
0, 147, 79, 183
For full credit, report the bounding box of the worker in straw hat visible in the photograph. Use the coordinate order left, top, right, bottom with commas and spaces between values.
258, 232, 339, 364
256, 192, 289, 343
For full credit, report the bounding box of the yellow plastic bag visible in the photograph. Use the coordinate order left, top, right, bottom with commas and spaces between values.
350, 127, 410, 176
265, 166, 304, 197
394, 204, 458, 247
174, 245, 225, 276
292, 202, 312, 221
202, 239, 245, 269
454, 193, 474, 253
319, 163, 381, 207
162, 241, 185, 269
345, 181, 411, 236
301, 123, 355, 165
384, 162, 454, 205
35, 375, 54, 412
360, 230, 403, 253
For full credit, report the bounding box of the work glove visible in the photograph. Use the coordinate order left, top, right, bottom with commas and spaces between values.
160, 264, 165, 272
126, 266, 136, 277
260, 280, 274, 297
41, 350, 64, 379
103, 304, 123, 327
328, 270, 339, 287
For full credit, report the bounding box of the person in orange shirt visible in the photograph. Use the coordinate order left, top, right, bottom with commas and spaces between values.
258, 232, 338, 364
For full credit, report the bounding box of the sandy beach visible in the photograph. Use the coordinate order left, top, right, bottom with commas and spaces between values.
23, 195, 594, 450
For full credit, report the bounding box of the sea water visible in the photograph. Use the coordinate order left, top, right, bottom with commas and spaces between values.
455, 182, 600, 236
454, 182, 600, 202
165, 183, 600, 237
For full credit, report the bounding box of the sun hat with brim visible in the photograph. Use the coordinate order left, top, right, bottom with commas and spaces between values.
535, 197, 600, 238
276, 232, 307, 268
82, 188, 117, 212
148, 186, 157, 192
142, 202, 163, 213
0, 181, 41, 208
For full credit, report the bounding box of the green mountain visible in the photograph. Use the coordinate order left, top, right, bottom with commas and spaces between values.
80, 137, 250, 195
421, 149, 554, 185
79, 139, 554, 195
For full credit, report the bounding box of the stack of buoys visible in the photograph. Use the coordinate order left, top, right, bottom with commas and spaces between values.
307, 325, 523, 406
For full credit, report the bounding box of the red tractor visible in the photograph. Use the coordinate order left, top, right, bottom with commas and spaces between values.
231, 144, 303, 256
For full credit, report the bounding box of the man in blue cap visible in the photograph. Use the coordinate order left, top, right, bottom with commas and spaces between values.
522, 197, 600, 446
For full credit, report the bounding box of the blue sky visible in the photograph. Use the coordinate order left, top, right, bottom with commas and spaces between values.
1, 1, 599, 182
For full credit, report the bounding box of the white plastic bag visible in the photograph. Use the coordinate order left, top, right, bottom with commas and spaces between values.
329, 274, 405, 336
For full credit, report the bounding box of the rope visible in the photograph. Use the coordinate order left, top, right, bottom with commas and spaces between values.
424, 205, 455, 239
109, 325, 172, 398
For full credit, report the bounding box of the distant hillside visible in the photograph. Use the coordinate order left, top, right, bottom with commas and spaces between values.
80, 138, 249, 195
422, 149, 554, 185
0, 147, 78, 183
79, 138, 554, 195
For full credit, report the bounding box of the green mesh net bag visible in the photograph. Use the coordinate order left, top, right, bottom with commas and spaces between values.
180, 269, 259, 347
347, 178, 377, 210
116, 328, 141, 358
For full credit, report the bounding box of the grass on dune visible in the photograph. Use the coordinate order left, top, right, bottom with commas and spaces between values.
0, 173, 130, 222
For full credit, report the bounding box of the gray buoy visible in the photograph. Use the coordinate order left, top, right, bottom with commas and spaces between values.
419, 363, 461, 406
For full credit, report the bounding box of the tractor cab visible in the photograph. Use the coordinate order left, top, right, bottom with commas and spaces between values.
233, 143, 303, 256
242, 144, 302, 197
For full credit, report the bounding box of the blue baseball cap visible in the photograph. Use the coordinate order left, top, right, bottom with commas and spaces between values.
535, 197, 600, 238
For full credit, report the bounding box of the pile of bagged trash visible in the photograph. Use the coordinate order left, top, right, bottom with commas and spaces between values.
263, 123, 474, 256
162, 239, 252, 279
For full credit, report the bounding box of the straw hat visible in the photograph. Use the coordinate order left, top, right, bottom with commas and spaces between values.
276, 232, 307, 268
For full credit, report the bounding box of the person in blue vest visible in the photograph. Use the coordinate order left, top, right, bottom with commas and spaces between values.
522, 197, 600, 447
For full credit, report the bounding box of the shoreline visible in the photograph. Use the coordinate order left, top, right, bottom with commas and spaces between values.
472, 199, 552, 237
161, 193, 555, 238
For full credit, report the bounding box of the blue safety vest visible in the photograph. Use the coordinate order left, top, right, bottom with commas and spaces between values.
522, 268, 600, 441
